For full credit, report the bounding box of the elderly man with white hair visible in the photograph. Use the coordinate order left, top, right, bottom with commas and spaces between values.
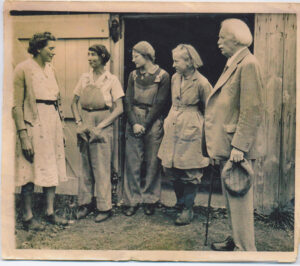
204, 18, 264, 251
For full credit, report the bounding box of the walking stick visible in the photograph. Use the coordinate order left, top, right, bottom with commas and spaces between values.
204, 165, 217, 246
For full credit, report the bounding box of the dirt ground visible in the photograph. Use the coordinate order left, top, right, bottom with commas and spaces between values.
15, 193, 294, 251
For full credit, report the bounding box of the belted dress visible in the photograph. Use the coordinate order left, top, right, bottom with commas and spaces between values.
73, 70, 124, 211
158, 70, 211, 184
13, 58, 67, 188
123, 65, 170, 206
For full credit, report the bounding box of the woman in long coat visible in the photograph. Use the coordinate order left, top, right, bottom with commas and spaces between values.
13, 32, 68, 231
158, 44, 211, 225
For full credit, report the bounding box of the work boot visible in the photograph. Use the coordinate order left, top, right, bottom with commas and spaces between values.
211, 236, 235, 251
183, 183, 198, 208
23, 217, 45, 231
174, 181, 184, 208
144, 204, 155, 215
76, 204, 93, 220
45, 214, 69, 226
123, 205, 139, 216
94, 210, 112, 223
175, 207, 194, 226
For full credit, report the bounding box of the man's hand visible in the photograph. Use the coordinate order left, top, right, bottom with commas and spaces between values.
230, 147, 244, 163
133, 124, 145, 137
19, 130, 34, 163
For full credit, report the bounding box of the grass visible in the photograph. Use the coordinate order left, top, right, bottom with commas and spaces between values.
15, 194, 294, 251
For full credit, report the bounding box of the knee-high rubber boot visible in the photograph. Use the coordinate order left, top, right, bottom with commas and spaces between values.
175, 183, 198, 226
173, 180, 184, 209
183, 183, 198, 209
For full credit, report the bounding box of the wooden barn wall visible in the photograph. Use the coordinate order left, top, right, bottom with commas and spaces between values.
253, 14, 296, 214
11, 14, 296, 215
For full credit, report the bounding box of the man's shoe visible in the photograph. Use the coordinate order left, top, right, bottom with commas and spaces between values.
76, 205, 93, 220
144, 204, 155, 216
175, 207, 194, 226
45, 214, 69, 226
123, 206, 139, 216
211, 236, 235, 251
23, 217, 45, 231
94, 210, 112, 223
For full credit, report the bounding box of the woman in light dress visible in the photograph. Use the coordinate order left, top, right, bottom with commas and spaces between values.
13, 32, 68, 231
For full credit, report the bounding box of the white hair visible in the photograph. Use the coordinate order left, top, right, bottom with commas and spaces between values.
221, 19, 253, 47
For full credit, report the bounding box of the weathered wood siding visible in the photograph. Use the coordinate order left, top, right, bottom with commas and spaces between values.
11, 13, 296, 214
254, 14, 296, 214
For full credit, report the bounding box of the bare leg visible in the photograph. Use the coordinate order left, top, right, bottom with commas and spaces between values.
21, 183, 44, 231
21, 182, 34, 221
43, 186, 56, 216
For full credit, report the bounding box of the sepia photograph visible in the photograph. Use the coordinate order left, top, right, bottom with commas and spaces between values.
1, 1, 299, 262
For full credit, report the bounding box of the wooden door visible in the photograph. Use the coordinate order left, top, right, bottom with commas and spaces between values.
11, 14, 124, 195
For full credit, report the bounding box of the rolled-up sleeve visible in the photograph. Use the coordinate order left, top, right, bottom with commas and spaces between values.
111, 76, 125, 102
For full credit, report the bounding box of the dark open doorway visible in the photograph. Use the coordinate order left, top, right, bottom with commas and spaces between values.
123, 13, 254, 88
121, 14, 255, 191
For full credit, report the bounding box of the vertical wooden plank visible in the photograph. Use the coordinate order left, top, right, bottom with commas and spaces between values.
65, 40, 79, 118
76, 39, 90, 77
109, 15, 126, 203
254, 14, 285, 214
253, 14, 268, 213
279, 14, 296, 206
13, 39, 30, 67
52, 40, 66, 104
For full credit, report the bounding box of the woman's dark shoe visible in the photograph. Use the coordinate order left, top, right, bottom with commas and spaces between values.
211, 236, 235, 251
94, 210, 112, 223
45, 214, 69, 226
144, 204, 155, 216
175, 207, 194, 226
123, 206, 139, 216
76, 205, 93, 220
23, 218, 45, 231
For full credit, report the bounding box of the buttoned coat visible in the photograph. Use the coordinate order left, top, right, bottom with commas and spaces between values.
158, 70, 211, 169
204, 48, 264, 160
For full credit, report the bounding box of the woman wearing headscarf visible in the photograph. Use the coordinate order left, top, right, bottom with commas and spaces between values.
122, 41, 170, 216
71, 44, 124, 223
158, 44, 211, 225
12, 32, 68, 231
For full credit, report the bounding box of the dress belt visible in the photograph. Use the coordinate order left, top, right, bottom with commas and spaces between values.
36, 99, 58, 109
82, 106, 110, 112
172, 105, 199, 112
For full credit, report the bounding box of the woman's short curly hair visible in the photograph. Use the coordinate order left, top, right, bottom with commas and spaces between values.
88, 44, 111, 66
27, 32, 56, 56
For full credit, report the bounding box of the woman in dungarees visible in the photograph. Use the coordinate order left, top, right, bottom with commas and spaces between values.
158, 44, 211, 225
71, 44, 124, 223
122, 41, 170, 216
12, 32, 68, 231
